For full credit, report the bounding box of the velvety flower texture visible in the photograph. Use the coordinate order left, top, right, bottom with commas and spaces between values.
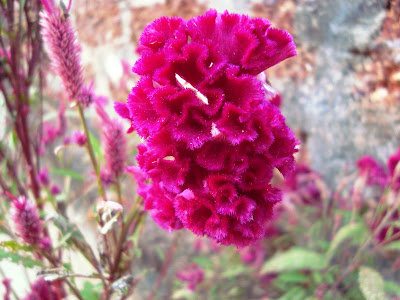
117, 10, 298, 246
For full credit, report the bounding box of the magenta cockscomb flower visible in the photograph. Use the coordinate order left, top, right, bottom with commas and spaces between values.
118, 10, 298, 246
96, 105, 127, 180
40, 0, 84, 102
9, 195, 43, 246
176, 263, 204, 291
283, 164, 325, 206
127, 166, 183, 231
356, 156, 388, 189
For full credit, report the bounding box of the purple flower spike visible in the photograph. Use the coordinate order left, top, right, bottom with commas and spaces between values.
22, 277, 62, 300
96, 104, 127, 180
2, 278, 11, 300
9, 196, 43, 246
119, 10, 298, 246
40, 1, 84, 102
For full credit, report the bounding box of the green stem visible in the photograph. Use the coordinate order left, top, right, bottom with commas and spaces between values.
76, 103, 106, 201
110, 196, 143, 277
115, 177, 122, 204
330, 193, 400, 293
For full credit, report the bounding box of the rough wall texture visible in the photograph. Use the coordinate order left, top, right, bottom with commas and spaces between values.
278, 0, 400, 187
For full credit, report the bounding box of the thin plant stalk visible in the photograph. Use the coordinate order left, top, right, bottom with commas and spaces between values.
330, 193, 400, 293
146, 232, 181, 300
76, 102, 106, 201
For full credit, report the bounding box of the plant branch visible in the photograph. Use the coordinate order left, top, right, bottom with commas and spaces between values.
146, 232, 181, 300
76, 102, 106, 201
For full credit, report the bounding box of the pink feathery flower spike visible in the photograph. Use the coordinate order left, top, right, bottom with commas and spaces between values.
22, 277, 63, 300
8, 193, 43, 246
96, 104, 127, 180
40, 0, 84, 102
118, 10, 298, 247
2, 279, 11, 300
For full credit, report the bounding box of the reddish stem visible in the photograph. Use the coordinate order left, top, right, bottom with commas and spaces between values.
146, 233, 181, 300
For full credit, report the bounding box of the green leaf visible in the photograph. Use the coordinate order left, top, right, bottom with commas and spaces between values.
334, 209, 362, 223
312, 271, 323, 285
389, 220, 400, 228
261, 247, 328, 274
155, 247, 165, 261
0, 93, 5, 141
383, 241, 400, 251
172, 288, 195, 300
80, 282, 101, 300
384, 280, 400, 297
192, 256, 213, 269
308, 220, 324, 240
0, 241, 35, 252
20, 0, 26, 11
54, 230, 74, 249
0, 248, 44, 268
327, 222, 368, 261
277, 272, 310, 284
50, 168, 84, 180
358, 266, 386, 300
278, 287, 307, 300
221, 264, 249, 278
88, 132, 103, 163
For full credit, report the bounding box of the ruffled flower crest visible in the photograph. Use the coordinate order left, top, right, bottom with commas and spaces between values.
117, 10, 298, 246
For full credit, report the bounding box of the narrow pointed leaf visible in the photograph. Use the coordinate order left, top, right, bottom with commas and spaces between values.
261, 247, 328, 274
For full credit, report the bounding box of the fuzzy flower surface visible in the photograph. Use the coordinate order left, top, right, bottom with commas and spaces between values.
40, 1, 84, 101
117, 10, 298, 246
10, 196, 43, 246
